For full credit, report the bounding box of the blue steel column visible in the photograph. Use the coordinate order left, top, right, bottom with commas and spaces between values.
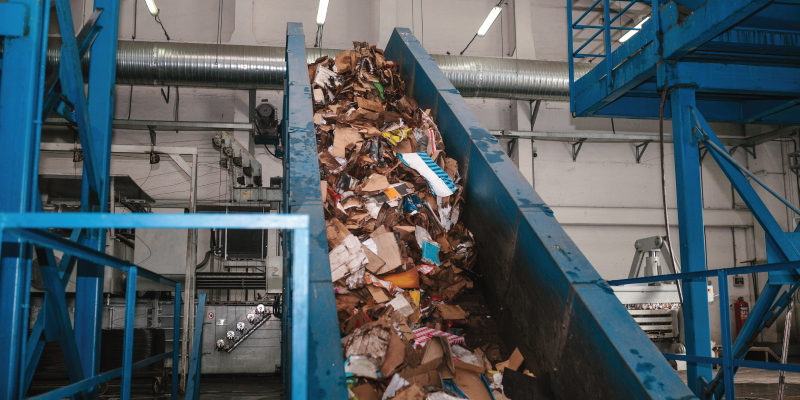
172, 283, 182, 399
0, 0, 47, 397
74, 0, 120, 392
671, 87, 713, 395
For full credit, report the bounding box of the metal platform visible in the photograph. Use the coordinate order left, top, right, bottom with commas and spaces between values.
569, 0, 800, 125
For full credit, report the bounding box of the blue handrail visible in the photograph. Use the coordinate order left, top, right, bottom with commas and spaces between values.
0, 212, 310, 400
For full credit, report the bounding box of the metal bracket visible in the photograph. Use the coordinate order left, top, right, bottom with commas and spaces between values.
730, 144, 757, 159
506, 138, 518, 157
148, 125, 157, 146
571, 138, 586, 162
635, 141, 651, 163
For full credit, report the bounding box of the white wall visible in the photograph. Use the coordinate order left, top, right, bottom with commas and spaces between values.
39, 0, 800, 344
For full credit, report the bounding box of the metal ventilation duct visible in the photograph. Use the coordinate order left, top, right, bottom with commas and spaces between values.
45, 40, 592, 101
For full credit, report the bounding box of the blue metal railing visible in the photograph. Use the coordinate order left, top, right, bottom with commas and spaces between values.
567, 0, 657, 112
0, 213, 310, 400
608, 259, 800, 397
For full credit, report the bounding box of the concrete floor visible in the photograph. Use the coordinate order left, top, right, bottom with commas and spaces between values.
677, 368, 800, 399
189, 369, 800, 400
196, 375, 282, 400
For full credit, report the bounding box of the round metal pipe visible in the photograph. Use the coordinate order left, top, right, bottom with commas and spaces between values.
45, 40, 592, 101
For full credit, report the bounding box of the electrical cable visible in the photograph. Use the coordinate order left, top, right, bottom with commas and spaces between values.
659, 88, 682, 304
216, 0, 223, 64
421, 0, 424, 46
135, 234, 153, 265
263, 144, 281, 160
154, 14, 170, 41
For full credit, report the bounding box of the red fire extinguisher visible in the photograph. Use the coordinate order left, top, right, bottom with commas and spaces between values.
734, 297, 750, 336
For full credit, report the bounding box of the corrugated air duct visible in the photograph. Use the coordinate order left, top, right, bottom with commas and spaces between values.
45, 40, 593, 101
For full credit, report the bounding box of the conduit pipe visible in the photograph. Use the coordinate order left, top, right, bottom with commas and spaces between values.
43, 40, 592, 101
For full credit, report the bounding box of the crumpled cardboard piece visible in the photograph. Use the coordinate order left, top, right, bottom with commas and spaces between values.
420, 335, 455, 379
352, 383, 380, 400
361, 173, 390, 192
435, 304, 469, 320
495, 347, 524, 373
362, 244, 386, 274
392, 383, 426, 400
367, 284, 391, 303
358, 96, 384, 113
371, 231, 403, 274
453, 362, 493, 400
380, 329, 405, 377
343, 321, 392, 366
332, 127, 362, 158
329, 234, 367, 282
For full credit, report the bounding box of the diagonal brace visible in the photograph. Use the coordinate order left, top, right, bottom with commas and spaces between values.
52, 0, 102, 196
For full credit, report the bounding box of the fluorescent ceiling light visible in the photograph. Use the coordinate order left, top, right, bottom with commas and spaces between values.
477, 6, 502, 37
144, 0, 159, 16
317, 0, 329, 26
618, 16, 649, 43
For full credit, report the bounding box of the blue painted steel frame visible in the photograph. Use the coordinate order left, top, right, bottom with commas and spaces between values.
567, 0, 800, 124
0, 0, 51, 396
0, 213, 310, 400
282, 23, 347, 400
609, 258, 800, 399
568, 1, 800, 398
1, 0, 120, 397
384, 27, 696, 399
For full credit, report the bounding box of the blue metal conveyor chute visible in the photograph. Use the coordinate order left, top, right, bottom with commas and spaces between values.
281, 22, 696, 400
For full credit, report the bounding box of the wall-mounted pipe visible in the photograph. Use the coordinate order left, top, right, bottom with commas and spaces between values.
43, 40, 592, 101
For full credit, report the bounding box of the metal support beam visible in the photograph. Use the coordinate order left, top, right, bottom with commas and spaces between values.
0, 0, 49, 395
670, 88, 713, 396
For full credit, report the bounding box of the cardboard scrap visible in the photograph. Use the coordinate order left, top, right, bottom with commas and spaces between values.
372, 232, 403, 274
362, 245, 386, 274
496, 347, 524, 373
352, 384, 380, 400
332, 127, 362, 158
388, 294, 414, 317
453, 362, 493, 400
367, 284, 391, 303
392, 384, 426, 400
329, 234, 367, 282
361, 173, 390, 192
435, 304, 469, 320
358, 96, 384, 113
343, 322, 392, 365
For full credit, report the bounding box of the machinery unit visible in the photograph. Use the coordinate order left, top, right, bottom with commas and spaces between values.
203, 302, 281, 374
212, 131, 276, 203
253, 99, 282, 150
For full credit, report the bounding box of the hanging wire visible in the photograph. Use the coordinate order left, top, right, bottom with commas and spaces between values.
129, 0, 136, 120
154, 14, 170, 41
659, 88, 683, 304
132, 0, 138, 39
421, 0, 424, 46
216, 0, 223, 64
